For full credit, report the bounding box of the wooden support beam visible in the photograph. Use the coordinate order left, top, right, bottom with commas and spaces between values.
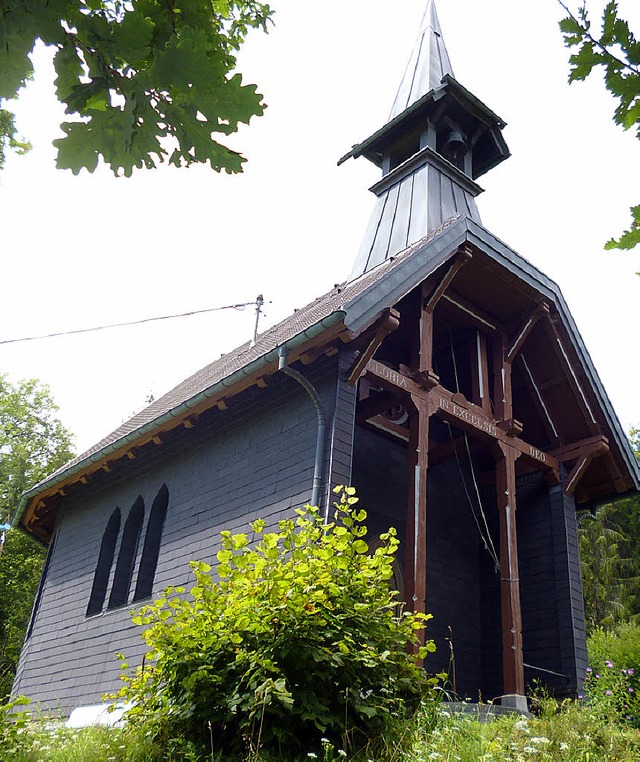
496, 442, 525, 697
355, 390, 399, 423
506, 302, 549, 363
493, 332, 513, 423
441, 291, 499, 332
346, 308, 400, 385
519, 354, 560, 445
216, 400, 228, 412
152, 435, 163, 446
559, 437, 610, 496
423, 247, 473, 313
552, 435, 609, 462
471, 331, 492, 414
366, 415, 409, 441
542, 317, 599, 435
363, 359, 560, 474
405, 396, 430, 656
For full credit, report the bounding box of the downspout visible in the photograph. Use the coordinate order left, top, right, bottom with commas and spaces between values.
277, 346, 326, 511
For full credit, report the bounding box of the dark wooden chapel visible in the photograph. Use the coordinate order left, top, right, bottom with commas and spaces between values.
13, 1, 640, 717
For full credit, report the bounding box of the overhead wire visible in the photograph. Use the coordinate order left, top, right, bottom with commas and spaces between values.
0, 300, 260, 346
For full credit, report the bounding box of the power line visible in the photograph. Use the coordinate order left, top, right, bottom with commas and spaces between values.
0, 300, 260, 346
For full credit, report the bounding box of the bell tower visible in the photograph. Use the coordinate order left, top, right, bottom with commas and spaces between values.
341, 0, 510, 278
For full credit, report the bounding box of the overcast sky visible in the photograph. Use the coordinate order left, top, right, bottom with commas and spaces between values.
1, 0, 638, 454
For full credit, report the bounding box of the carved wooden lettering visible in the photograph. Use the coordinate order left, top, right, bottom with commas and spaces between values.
528, 446, 546, 463
369, 360, 408, 388
439, 397, 497, 437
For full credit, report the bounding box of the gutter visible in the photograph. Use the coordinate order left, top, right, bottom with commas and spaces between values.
277, 347, 326, 511
14, 311, 347, 534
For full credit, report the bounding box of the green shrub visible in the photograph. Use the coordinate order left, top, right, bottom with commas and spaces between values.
114, 488, 439, 758
0, 695, 32, 758
585, 622, 640, 727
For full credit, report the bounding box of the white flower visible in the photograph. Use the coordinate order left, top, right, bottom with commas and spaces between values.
307, 754, 317, 759
531, 736, 550, 745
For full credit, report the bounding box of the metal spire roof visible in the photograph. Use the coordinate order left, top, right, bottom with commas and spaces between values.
346, 0, 509, 280
389, 0, 454, 119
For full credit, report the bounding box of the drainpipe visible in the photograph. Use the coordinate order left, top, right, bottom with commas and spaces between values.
277, 346, 326, 510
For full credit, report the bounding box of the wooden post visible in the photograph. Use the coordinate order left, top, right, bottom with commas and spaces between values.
493, 333, 512, 423
405, 396, 430, 652
496, 442, 525, 697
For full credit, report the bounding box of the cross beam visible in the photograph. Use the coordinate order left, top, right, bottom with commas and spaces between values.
363, 359, 560, 475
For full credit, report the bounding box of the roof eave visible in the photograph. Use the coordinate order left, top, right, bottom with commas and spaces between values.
14, 310, 348, 539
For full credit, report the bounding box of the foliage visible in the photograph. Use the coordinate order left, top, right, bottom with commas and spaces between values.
0, 108, 30, 169
559, 2, 640, 251
0, 375, 74, 700
407, 697, 640, 761
0, 695, 32, 759
114, 488, 439, 758
585, 623, 640, 727
3, 696, 640, 760
578, 430, 640, 630
0, 1, 273, 176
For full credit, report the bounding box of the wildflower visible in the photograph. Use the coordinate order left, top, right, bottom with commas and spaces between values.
628, 668, 635, 676
560, 742, 569, 751
578, 694, 584, 699
595, 674, 600, 679
605, 690, 613, 696
586, 667, 592, 673
622, 669, 628, 675
531, 736, 550, 745
605, 660, 613, 668
629, 687, 634, 693
338, 752, 347, 758
307, 754, 318, 759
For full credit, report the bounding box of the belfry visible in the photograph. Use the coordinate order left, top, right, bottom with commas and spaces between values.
12, 0, 640, 717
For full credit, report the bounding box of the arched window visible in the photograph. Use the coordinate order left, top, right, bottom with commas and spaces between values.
28, 533, 57, 636
86, 508, 121, 616
133, 485, 169, 602
108, 497, 144, 609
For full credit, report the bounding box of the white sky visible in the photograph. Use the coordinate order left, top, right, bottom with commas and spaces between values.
1, 0, 639, 455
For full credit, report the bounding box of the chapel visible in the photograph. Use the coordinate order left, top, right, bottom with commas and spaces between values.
12, 1, 640, 716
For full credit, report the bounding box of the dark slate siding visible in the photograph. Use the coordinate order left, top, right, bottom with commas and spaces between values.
517, 472, 587, 698
13, 358, 341, 714
424, 459, 487, 698
550, 480, 588, 696
324, 350, 358, 503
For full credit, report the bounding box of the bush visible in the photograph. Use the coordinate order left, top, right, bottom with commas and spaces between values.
585, 622, 640, 727
114, 488, 439, 758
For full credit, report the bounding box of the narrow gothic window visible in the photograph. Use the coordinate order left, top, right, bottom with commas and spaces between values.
108, 497, 144, 609
133, 485, 169, 602
27, 533, 57, 636
86, 508, 121, 616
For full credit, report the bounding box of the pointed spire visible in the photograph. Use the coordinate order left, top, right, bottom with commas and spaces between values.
389, 0, 454, 119
342, 0, 509, 280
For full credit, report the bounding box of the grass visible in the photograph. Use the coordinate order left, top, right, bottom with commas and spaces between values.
3, 696, 640, 761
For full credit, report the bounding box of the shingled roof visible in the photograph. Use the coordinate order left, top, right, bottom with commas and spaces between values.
16, 212, 640, 540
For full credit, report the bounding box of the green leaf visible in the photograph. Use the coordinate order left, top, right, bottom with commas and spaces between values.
605, 205, 640, 251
